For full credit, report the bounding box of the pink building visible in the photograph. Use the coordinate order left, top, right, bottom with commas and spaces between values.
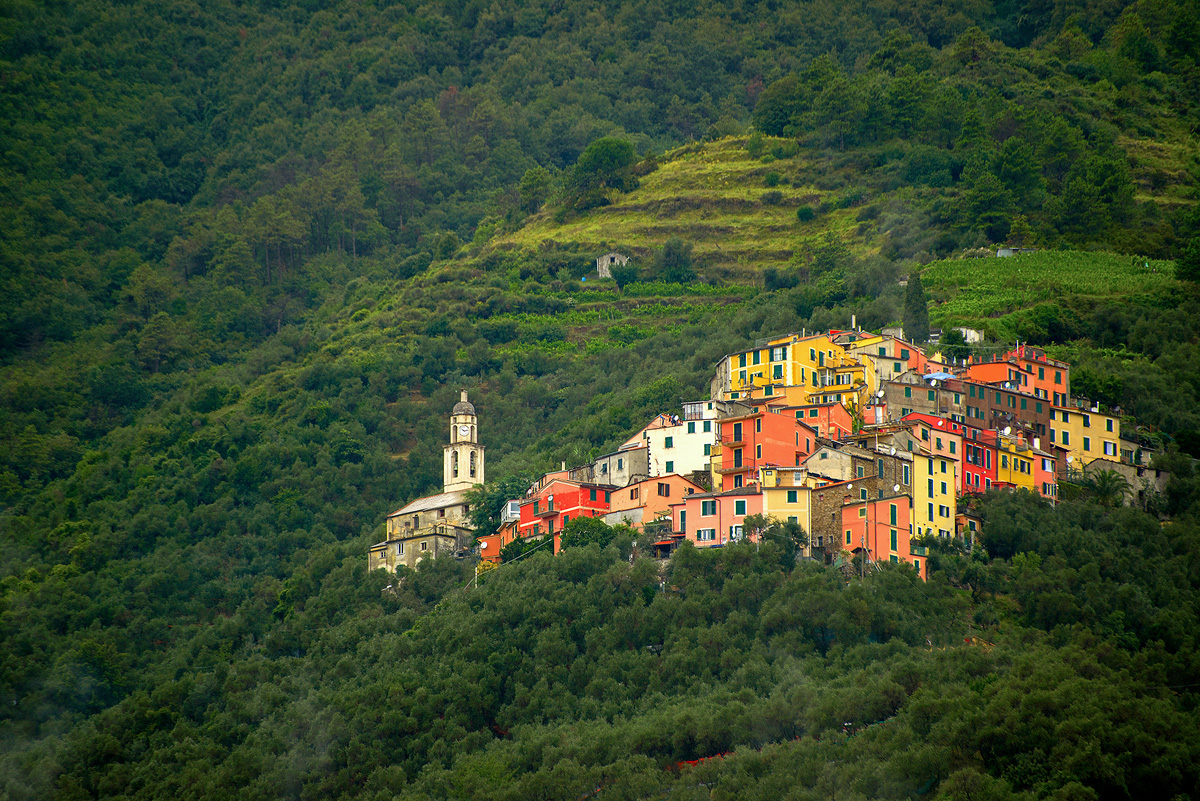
671, 487, 763, 548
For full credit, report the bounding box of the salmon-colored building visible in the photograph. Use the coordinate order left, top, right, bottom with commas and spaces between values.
606, 474, 705, 530
967, 345, 1070, 406
960, 425, 999, 494
710, 409, 817, 492
788, 402, 855, 441
838, 493, 924, 579
518, 477, 613, 553
671, 487, 763, 548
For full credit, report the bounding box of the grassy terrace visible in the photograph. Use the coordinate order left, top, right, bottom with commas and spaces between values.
923, 250, 1179, 339
495, 137, 865, 280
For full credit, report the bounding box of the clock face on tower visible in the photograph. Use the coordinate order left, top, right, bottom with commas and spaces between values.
458, 425, 470, 437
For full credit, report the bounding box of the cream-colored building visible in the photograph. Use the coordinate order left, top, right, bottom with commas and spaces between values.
370, 391, 482, 573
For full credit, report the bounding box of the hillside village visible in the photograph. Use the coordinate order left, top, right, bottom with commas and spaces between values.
370, 328, 1167, 580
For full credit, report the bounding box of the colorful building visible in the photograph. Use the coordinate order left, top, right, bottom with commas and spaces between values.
518, 477, 613, 553
605, 474, 705, 530
671, 487, 763, 547
788, 402, 855, 441
710, 409, 817, 492
1049, 404, 1121, 467
837, 493, 924, 579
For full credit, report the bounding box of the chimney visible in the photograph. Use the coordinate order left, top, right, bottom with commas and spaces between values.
461, 389, 469, 403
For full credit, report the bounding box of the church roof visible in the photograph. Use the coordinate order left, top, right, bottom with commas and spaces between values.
452, 390, 475, 415
388, 490, 470, 517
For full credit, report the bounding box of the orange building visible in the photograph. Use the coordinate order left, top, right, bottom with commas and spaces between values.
838, 493, 924, 579
710, 409, 818, 492
606, 474, 705, 530
788, 402, 855, 440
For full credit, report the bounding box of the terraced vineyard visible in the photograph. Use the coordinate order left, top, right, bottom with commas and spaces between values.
494, 137, 865, 280
922, 250, 1179, 337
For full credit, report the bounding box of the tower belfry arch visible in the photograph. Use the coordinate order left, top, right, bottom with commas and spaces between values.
444, 390, 485, 493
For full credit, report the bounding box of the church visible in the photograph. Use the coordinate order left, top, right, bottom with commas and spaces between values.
368, 390, 485, 572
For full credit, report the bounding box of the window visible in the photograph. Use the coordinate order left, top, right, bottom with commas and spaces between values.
878, 346, 887, 356
890, 530, 897, 550
949, 441, 956, 454
928, 389, 936, 401
697, 528, 716, 541
969, 385, 976, 398
894, 362, 902, 373
563, 515, 569, 526
860, 488, 867, 500
936, 436, 942, 449
733, 422, 742, 441
704, 444, 711, 456
703, 420, 711, 433
755, 417, 762, 433
420, 541, 428, 551
755, 445, 761, 460
666, 460, 674, 472
1039, 366, 1045, 380
787, 490, 798, 503
1021, 398, 1027, 410
889, 504, 897, 525
904, 386, 912, 398
618, 458, 623, 469
733, 449, 743, 468
600, 463, 608, 474
739, 354, 747, 367
735, 500, 747, 516
734, 475, 743, 488
858, 507, 866, 518
398, 543, 404, 555
928, 478, 934, 497
903, 465, 910, 484
1083, 414, 1091, 428
665, 436, 674, 448
701, 500, 716, 516
954, 393, 961, 404
657, 483, 670, 497
630, 487, 639, 500
856, 465, 865, 478
605, 491, 610, 502
940, 460, 947, 474
846, 530, 852, 545
589, 489, 597, 501
1083, 437, 1090, 452
1104, 442, 1116, 456
1062, 431, 1070, 446
900, 349, 910, 360
941, 482, 947, 494
1055, 371, 1062, 384
687, 422, 695, 434
809, 408, 819, 417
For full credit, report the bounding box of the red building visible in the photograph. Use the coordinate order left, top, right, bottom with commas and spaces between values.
518, 477, 613, 553
670, 487, 763, 548
960, 425, 999, 494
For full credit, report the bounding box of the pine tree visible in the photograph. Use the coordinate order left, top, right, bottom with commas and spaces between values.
904, 273, 930, 343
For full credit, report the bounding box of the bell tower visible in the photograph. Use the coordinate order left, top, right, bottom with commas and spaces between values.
443, 390, 485, 493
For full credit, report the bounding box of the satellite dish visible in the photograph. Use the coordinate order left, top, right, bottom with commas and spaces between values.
1066, 456, 1073, 463
890, 447, 896, 455
930, 380, 938, 387
1003, 426, 1012, 435
937, 420, 944, 427
847, 483, 853, 490
480, 542, 488, 549
893, 484, 901, 492
548, 495, 554, 501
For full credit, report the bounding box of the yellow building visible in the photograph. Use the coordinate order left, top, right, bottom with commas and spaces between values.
759, 466, 812, 557
994, 433, 1039, 492
912, 448, 956, 538
710, 333, 873, 410
1049, 405, 1121, 467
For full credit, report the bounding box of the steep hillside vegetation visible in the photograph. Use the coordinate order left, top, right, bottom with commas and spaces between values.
3, 0, 1200, 797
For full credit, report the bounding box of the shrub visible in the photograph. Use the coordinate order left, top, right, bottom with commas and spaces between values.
796, 205, 816, 222
764, 171, 782, 187
762, 190, 784, 205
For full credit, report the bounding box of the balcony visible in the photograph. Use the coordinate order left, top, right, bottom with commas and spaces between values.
532, 505, 558, 518
713, 463, 750, 474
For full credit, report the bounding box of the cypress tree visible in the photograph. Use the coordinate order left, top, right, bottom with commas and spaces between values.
904, 272, 930, 343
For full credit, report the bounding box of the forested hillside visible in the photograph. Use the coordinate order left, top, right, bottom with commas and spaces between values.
3, 0, 1200, 797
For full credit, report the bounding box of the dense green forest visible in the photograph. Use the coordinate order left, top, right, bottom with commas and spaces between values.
3, 0, 1200, 797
